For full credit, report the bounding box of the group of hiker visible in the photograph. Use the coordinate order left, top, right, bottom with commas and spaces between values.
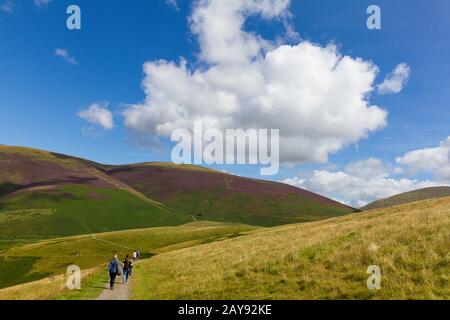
107, 251, 141, 290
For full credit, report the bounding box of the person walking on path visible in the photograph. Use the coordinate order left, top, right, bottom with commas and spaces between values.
129, 257, 134, 277
122, 255, 133, 284
107, 254, 120, 290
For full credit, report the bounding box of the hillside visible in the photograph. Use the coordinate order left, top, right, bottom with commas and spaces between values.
132, 196, 450, 300
1, 197, 448, 300
0, 146, 189, 239
362, 186, 450, 210
107, 163, 356, 226
0, 146, 357, 239
0, 221, 258, 291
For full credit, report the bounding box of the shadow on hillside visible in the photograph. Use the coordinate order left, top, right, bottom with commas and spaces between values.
105, 167, 135, 175
0, 177, 100, 197
0, 256, 52, 289
0, 183, 20, 198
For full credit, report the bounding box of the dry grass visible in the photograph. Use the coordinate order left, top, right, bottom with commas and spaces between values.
0, 267, 99, 300
363, 186, 450, 210
133, 197, 450, 300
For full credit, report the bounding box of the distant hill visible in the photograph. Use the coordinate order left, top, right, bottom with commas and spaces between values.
362, 187, 450, 210
0, 146, 189, 239
107, 163, 356, 226
0, 145, 357, 239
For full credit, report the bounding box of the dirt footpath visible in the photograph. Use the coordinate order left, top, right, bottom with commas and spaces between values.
96, 276, 131, 300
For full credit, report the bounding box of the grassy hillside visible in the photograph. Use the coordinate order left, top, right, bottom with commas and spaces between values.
0, 185, 189, 239
133, 197, 450, 300
108, 163, 357, 226
362, 186, 450, 210
0, 221, 258, 291
0, 146, 190, 240
0, 146, 112, 192
1, 145, 357, 240
0, 267, 102, 300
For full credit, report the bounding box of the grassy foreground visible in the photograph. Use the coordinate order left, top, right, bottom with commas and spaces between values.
133, 197, 450, 300
0, 222, 258, 291
0, 267, 102, 300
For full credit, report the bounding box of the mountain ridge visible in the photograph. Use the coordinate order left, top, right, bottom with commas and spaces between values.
0, 145, 357, 239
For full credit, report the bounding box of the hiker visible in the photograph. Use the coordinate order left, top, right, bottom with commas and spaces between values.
107, 254, 120, 290
133, 251, 137, 260
129, 257, 134, 277
122, 254, 133, 284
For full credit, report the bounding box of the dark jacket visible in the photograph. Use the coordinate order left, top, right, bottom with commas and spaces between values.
123, 259, 132, 270
107, 258, 119, 273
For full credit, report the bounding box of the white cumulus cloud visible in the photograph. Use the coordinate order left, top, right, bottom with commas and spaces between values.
78, 102, 114, 130
123, 0, 389, 165
396, 137, 450, 183
283, 158, 440, 208
377, 63, 411, 94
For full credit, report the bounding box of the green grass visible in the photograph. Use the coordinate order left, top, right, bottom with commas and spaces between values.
0, 221, 258, 291
2, 146, 356, 237
166, 190, 353, 227
0, 256, 52, 289
132, 197, 450, 300
0, 185, 190, 240
0, 183, 18, 197
56, 268, 108, 300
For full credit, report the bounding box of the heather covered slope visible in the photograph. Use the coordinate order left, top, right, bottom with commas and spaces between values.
0, 147, 189, 239
0, 146, 159, 203
362, 187, 450, 210
0, 146, 356, 240
107, 163, 357, 227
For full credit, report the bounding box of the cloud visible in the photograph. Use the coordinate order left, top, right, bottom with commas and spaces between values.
1, 0, 52, 14
54, 48, 79, 65
123, 0, 389, 164
283, 158, 440, 207
166, 0, 180, 11
0, 0, 14, 14
34, 0, 51, 8
396, 137, 450, 182
81, 126, 102, 138
78, 102, 114, 130
377, 63, 411, 94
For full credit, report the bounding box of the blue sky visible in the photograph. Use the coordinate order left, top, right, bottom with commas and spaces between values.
1, 0, 449, 206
